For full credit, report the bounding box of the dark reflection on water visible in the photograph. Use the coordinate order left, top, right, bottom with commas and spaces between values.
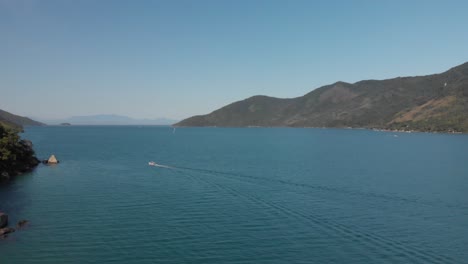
0, 173, 34, 221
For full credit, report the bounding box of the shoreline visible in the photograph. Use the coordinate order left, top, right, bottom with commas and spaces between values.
171, 125, 467, 135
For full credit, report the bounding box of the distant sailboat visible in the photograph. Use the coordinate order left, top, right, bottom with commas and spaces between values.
172, 127, 176, 133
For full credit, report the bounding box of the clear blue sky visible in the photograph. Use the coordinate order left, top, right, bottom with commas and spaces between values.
1, 0, 468, 120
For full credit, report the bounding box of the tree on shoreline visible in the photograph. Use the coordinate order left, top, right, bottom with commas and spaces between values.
0, 125, 39, 183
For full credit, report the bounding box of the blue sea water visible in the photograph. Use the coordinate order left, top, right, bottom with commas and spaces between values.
1, 126, 468, 263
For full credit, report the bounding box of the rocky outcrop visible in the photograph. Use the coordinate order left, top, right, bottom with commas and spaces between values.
0, 125, 40, 184
47, 155, 58, 164
0, 213, 7, 228
16, 220, 29, 229
0, 227, 15, 236
42, 154, 60, 165
0, 213, 29, 238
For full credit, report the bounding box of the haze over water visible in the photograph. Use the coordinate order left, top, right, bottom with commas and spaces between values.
1, 126, 467, 263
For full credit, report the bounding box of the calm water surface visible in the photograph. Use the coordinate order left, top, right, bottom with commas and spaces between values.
1, 126, 467, 263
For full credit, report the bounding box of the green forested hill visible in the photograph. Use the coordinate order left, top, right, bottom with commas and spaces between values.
0, 109, 44, 130
176, 62, 468, 132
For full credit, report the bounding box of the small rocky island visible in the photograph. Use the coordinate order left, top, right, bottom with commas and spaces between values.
42, 154, 59, 164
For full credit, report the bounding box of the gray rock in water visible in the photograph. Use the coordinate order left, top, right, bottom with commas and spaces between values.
17, 220, 29, 229
47, 155, 59, 164
0, 212, 7, 228
0, 227, 15, 236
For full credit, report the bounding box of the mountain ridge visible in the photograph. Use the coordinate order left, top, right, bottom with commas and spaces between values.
0, 109, 44, 130
175, 62, 468, 132
38, 114, 178, 125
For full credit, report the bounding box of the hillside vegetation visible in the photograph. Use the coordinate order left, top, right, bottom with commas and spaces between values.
0, 109, 44, 130
0, 125, 39, 183
176, 62, 468, 133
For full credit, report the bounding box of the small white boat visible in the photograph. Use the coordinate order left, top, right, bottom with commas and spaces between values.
148, 161, 171, 168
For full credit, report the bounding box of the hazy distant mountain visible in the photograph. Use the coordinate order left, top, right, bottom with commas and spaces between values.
0, 109, 45, 129
176, 62, 468, 133
39, 114, 177, 125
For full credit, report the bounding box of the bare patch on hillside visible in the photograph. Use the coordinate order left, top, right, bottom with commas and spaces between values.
391, 96, 456, 123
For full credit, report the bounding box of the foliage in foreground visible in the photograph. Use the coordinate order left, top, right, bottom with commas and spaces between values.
0, 125, 39, 183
